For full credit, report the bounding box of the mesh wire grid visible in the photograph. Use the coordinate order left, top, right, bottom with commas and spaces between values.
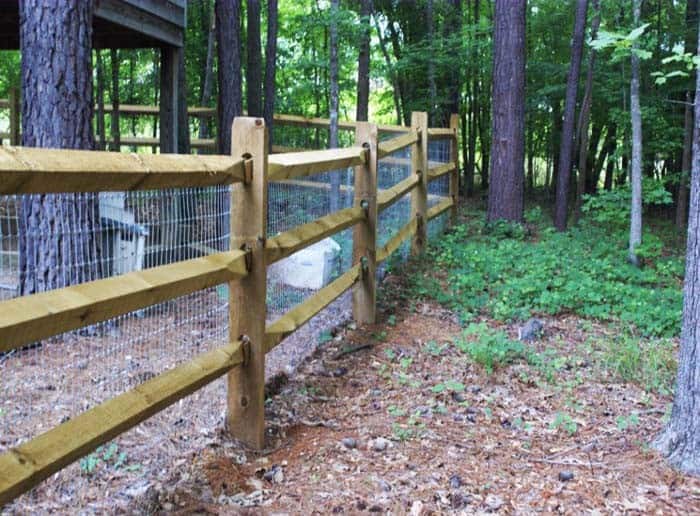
427, 138, 451, 238
0, 122, 455, 509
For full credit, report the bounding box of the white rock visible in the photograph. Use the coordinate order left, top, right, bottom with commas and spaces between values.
268, 237, 340, 290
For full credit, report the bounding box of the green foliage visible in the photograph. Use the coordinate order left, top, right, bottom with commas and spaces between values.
416, 210, 683, 337
550, 412, 578, 436
600, 335, 676, 394
80, 443, 138, 476
456, 323, 529, 374
581, 179, 673, 227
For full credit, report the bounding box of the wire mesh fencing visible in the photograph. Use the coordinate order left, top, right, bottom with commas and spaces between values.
1, 121, 456, 510
427, 138, 451, 239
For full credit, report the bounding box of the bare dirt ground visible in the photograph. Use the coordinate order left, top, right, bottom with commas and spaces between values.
111, 274, 700, 515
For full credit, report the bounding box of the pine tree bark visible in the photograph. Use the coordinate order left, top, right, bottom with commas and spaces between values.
356, 0, 371, 122
487, 0, 526, 222
654, 12, 700, 476
263, 0, 278, 145
18, 0, 100, 296
329, 0, 341, 212
629, 0, 643, 266
554, 0, 589, 231
246, 0, 262, 117
216, 0, 243, 155
96, 50, 106, 151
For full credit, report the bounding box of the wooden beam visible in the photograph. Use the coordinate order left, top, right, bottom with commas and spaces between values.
353, 122, 378, 325
427, 162, 457, 182
376, 130, 419, 159
377, 217, 418, 263
427, 127, 456, 139
265, 206, 364, 265
267, 146, 368, 181
0, 250, 248, 355
264, 264, 361, 352
0, 339, 245, 506
427, 197, 454, 221
377, 174, 420, 213
228, 117, 268, 449
271, 178, 353, 193
272, 113, 408, 134
411, 112, 429, 255
0, 147, 245, 193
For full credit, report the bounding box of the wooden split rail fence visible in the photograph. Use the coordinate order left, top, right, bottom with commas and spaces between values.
0, 111, 459, 506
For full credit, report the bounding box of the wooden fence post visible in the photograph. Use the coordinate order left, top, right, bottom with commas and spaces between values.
228, 117, 268, 448
449, 113, 460, 226
9, 87, 20, 146
353, 122, 378, 324
410, 111, 428, 255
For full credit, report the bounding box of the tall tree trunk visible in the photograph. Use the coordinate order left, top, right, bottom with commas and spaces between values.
110, 49, 121, 152
374, 15, 403, 125
487, 0, 526, 222
574, 0, 600, 224
246, 0, 262, 117
446, 0, 462, 121
263, 0, 278, 147
19, 0, 99, 295
96, 50, 106, 150
356, 0, 371, 122
329, 0, 341, 212
629, 0, 643, 266
554, 0, 589, 231
676, 0, 699, 229
177, 46, 190, 154
654, 12, 700, 475
427, 0, 437, 124
199, 7, 216, 142
216, 0, 243, 155
152, 50, 160, 154
602, 124, 618, 191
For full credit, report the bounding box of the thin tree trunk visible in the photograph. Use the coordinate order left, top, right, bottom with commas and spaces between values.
374, 15, 402, 125
216, 0, 243, 155
110, 49, 121, 152
629, 0, 643, 266
263, 0, 278, 148
676, 0, 699, 229
487, 0, 526, 222
356, 0, 371, 122
554, 0, 589, 231
574, 0, 600, 224
199, 7, 216, 142
246, 0, 262, 117
654, 11, 700, 475
329, 0, 341, 212
602, 124, 618, 191
19, 0, 100, 296
427, 0, 437, 124
96, 49, 106, 150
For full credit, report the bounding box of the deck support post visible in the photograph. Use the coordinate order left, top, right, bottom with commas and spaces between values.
9, 87, 19, 146
410, 111, 429, 255
159, 46, 179, 154
227, 117, 268, 448
352, 122, 378, 324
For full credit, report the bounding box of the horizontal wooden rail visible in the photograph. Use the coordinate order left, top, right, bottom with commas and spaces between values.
264, 264, 361, 352
377, 174, 420, 213
268, 146, 368, 181
272, 178, 354, 192
0, 250, 248, 354
0, 339, 245, 506
0, 147, 246, 193
428, 162, 457, 182
377, 218, 418, 263
427, 197, 454, 221
376, 130, 420, 159
266, 206, 364, 265
427, 127, 457, 140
